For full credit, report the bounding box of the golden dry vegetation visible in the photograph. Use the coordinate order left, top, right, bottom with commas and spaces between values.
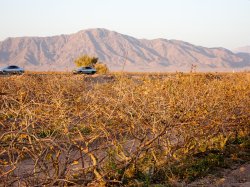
0, 72, 249, 186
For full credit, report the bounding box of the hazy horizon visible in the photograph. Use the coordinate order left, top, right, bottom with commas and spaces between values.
1, 0, 250, 50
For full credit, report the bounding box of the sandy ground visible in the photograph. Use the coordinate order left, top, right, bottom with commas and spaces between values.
187, 162, 250, 187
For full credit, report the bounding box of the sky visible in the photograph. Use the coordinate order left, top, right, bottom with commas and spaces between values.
0, 0, 249, 49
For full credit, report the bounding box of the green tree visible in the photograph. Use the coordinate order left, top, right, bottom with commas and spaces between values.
74, 55, 98, 67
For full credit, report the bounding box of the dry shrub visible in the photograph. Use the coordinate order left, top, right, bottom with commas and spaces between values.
95, 63, 109, 74
0, 73, 249, 186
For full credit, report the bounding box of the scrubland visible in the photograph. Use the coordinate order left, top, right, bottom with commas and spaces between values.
0, 72, 249, 186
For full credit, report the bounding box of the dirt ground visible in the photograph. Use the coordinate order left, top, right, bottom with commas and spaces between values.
188, 162, 250, 187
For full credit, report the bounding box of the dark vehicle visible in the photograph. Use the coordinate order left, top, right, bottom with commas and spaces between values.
0, 65, 25, 75
73, 66, 96, 75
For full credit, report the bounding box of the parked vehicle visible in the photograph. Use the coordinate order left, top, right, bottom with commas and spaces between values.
73, 66, 96, 75
0, 65, 25, 75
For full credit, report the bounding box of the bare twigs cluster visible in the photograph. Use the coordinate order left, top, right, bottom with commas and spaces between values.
0, 73, 249, 186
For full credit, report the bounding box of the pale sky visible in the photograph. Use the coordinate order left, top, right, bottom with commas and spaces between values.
0, 0, 249, 49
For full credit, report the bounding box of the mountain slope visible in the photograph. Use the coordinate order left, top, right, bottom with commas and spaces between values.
234, 46, 250, 54
0, 28, 249, 71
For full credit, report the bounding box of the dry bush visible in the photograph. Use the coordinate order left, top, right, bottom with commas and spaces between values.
0, 73, 249, 186
95, 63, 109, 74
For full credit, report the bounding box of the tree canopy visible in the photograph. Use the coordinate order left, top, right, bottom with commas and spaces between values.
74, 55, 98, 67
74, 55, 109, 74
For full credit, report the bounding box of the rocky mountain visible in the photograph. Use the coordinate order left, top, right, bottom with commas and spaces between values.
0, 28, 249, 72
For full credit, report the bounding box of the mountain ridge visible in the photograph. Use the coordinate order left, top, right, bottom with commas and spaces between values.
0, 28, 249, 72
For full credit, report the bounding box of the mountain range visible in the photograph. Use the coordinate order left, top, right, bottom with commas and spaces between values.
0, 28, 250, 72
